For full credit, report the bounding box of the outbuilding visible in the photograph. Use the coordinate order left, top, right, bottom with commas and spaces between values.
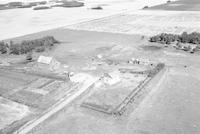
37, 55, 60, 71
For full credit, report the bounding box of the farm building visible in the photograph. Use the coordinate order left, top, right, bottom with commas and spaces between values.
37, 55, 61, 71
129, 58, 150, 65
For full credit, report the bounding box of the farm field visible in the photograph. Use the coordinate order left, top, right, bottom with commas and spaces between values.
148, 0, 200, 11
0, 27, 168, 133
0, 67, 83, 133
20, 29, 200, 134
65, 10, 200, 36
0, 0, 168, 40
36, 65, 200, 134
1, 0, 200, 133
10, 26, 199, 134
0, 69, 38, 95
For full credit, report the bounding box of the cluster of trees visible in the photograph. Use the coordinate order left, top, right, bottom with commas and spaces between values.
0, 1, 48, 10
0, 42, 8, 54
0, 0, 84, 10
149, 33, 179, 44
0, 36, 59, 55
91, 6, 103, 10
33, 6, 51, 10
52, 1, 84, 8
149, 32, 200, 45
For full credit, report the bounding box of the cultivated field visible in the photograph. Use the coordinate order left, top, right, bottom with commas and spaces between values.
148, 0, 200, 11
0, 69, 38, 96
66, 10, 200, 36
0, 0, 172, 40
0, 67, 86, 133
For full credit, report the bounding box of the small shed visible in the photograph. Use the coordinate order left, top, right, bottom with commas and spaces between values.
37, 56, 60, 71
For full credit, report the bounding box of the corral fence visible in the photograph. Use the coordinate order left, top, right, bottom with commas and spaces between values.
81, 63, 165, 116
112, 63, 165, 116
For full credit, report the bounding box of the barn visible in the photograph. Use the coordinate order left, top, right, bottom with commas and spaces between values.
37, 55, 61, 71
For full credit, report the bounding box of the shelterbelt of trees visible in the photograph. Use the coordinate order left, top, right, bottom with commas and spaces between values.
52, 1, 84, 8
0, 36, 59, 55
149, 32, 200, 45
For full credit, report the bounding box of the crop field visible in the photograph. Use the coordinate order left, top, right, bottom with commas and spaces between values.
148, 0, 200, 11
0, 69, 38, 96
0, 68, 79, 132
65, 10, 200, 36
5, 76, 74, 109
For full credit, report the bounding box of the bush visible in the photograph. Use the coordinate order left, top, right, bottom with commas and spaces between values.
38, 1, 47, 5
8, 2, 23, 7
91, 6, 103, 10
10, 43, 21, 55
53, 1, 84, 8
179, 32, 200, 44
149, 33, 179, 44
18, 5, 33, 8
26, 52, 33, 61
167, 0, 171, 3
29, 1, 47, 6
29, 2, 38, 6
33, 6, 51, 10
20, 41, 34, 54
35, 46, 45, 52
0, 42, 8, 54
143, 6, 149, 9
